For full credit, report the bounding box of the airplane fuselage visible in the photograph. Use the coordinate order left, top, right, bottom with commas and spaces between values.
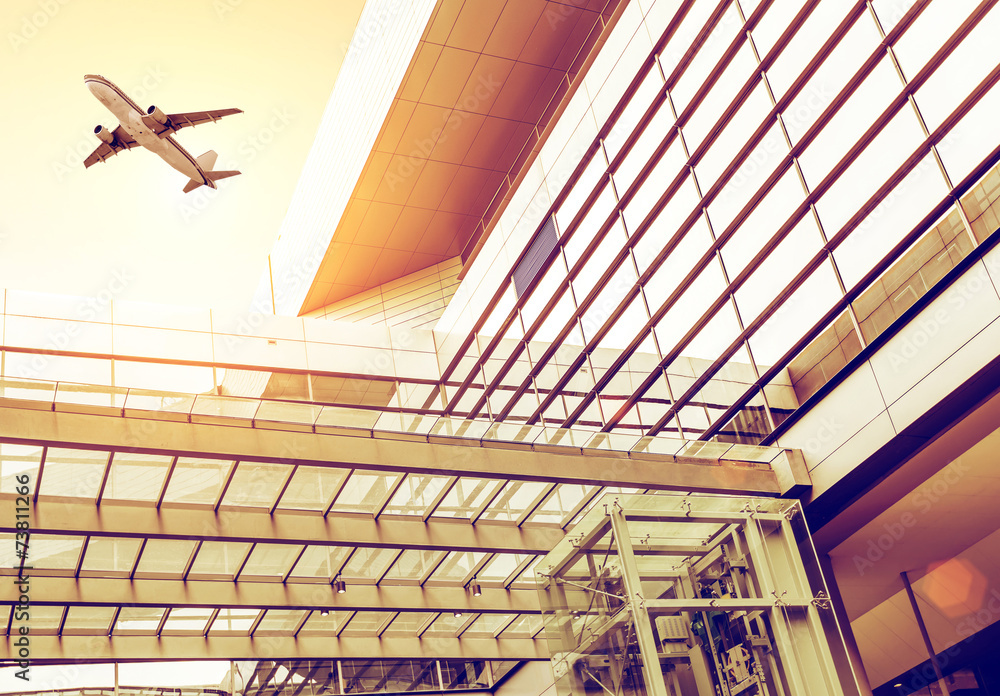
85, 74, 211, 187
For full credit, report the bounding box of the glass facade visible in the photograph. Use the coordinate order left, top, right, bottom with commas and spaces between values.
437, 0, 1000, 446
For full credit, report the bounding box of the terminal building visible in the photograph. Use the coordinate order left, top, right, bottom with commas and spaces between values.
3, 0, 1000, 694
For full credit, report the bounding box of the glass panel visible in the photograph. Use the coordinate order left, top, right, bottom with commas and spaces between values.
757, 0, 848, 93
563, 184, 617, 269
852, 209, 973, 343
383, 475, 452, 516
736, 216, 824, 327
330, 471, 401, 515
695, 83, 775, 193
162, 458, 235, 505
382, 550, 443, 582
288, 545, 352, 581
440, 661, 490, 689
556, 150, 608, 234
748, 259, 844, 368
683, 43, 759, 153
526, 484, 596, 525
255, 609, 307, 634
580, 253, 639, 344
833, 153, 951, 290
938, 79, 1000, 184
719, 170, 805, 280
463, 613, 515, 638
63, 606, 116, 633
784, 310, 863, 404
653, 259, 728, 360
134, 538, 196, 577
0, 443, 42, 495
341, 547, 399, 581
893, 0, 981, 80
209, 608, 260, 634
801, 59, 909, 195
18, 535, 84, 571
671, 3, 743, 114
115, 607, 166, 634
911, 3, 1000, 133
425, 612, 472, 636
501, 613, 545, 637
604, 64, 665, 161
80, 537, 143, 575
711, 389, 773, 445
626, 160, 698, 261
342, 659, 439, 692
188, 541, 251, 578
478, 553, 530, 582
38, 447, 108, 499
612, 97, 676, 194
239, 543, 304, 579
433, 478, 498, 519
276, 465, 347, 511
642, 214, 714, 314
961, 162, 1000, 243
160, 607, 215, 634
220, 461, 292, 508
479, 481, 550, 522
778, 13, 881, 144
298, 610, 353, 635
429, 551, 487, 583
103, 453, 172, 502
871, 0, 919, 34
383, 612, 435, 636
341, 611, 393, 635
23, 605, 63, 634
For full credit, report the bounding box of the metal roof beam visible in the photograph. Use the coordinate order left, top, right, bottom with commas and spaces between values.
0, 634, 547, 662
0, 576, 554, 614
0, 498, 563, 554
0, 405, 804, 495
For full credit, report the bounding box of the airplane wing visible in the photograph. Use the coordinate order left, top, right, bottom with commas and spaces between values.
166, 108, 242, 131
83, 126, 140, 168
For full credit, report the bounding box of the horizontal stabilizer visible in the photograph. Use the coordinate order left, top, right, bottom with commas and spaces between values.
181, 169, 241, 194
207, 169, 240, 183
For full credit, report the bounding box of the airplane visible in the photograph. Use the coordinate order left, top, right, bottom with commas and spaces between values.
83, 74, 243, 193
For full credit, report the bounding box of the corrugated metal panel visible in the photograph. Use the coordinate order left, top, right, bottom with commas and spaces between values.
512, 215, 558, 298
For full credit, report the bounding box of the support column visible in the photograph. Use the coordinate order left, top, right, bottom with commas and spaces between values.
901, 571, 951, 696
608, 504, 669, 696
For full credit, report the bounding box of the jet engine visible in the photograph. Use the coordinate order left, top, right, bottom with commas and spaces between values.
94, 125, 115, 144
146, 105, 169, 125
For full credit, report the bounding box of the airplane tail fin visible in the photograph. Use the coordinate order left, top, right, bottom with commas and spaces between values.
182, 150, 241, 193
196, 150, 218, 171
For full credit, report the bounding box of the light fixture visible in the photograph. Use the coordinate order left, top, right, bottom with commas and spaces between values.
453, 611, 463, 618
320, 609, 330, 617
334, 577, 346, 594
470, 578, 482, 597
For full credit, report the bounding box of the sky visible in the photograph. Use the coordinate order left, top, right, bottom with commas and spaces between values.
0, 0, 365, 313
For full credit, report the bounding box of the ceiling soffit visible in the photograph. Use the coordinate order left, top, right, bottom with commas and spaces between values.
302, 0, 623, 314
